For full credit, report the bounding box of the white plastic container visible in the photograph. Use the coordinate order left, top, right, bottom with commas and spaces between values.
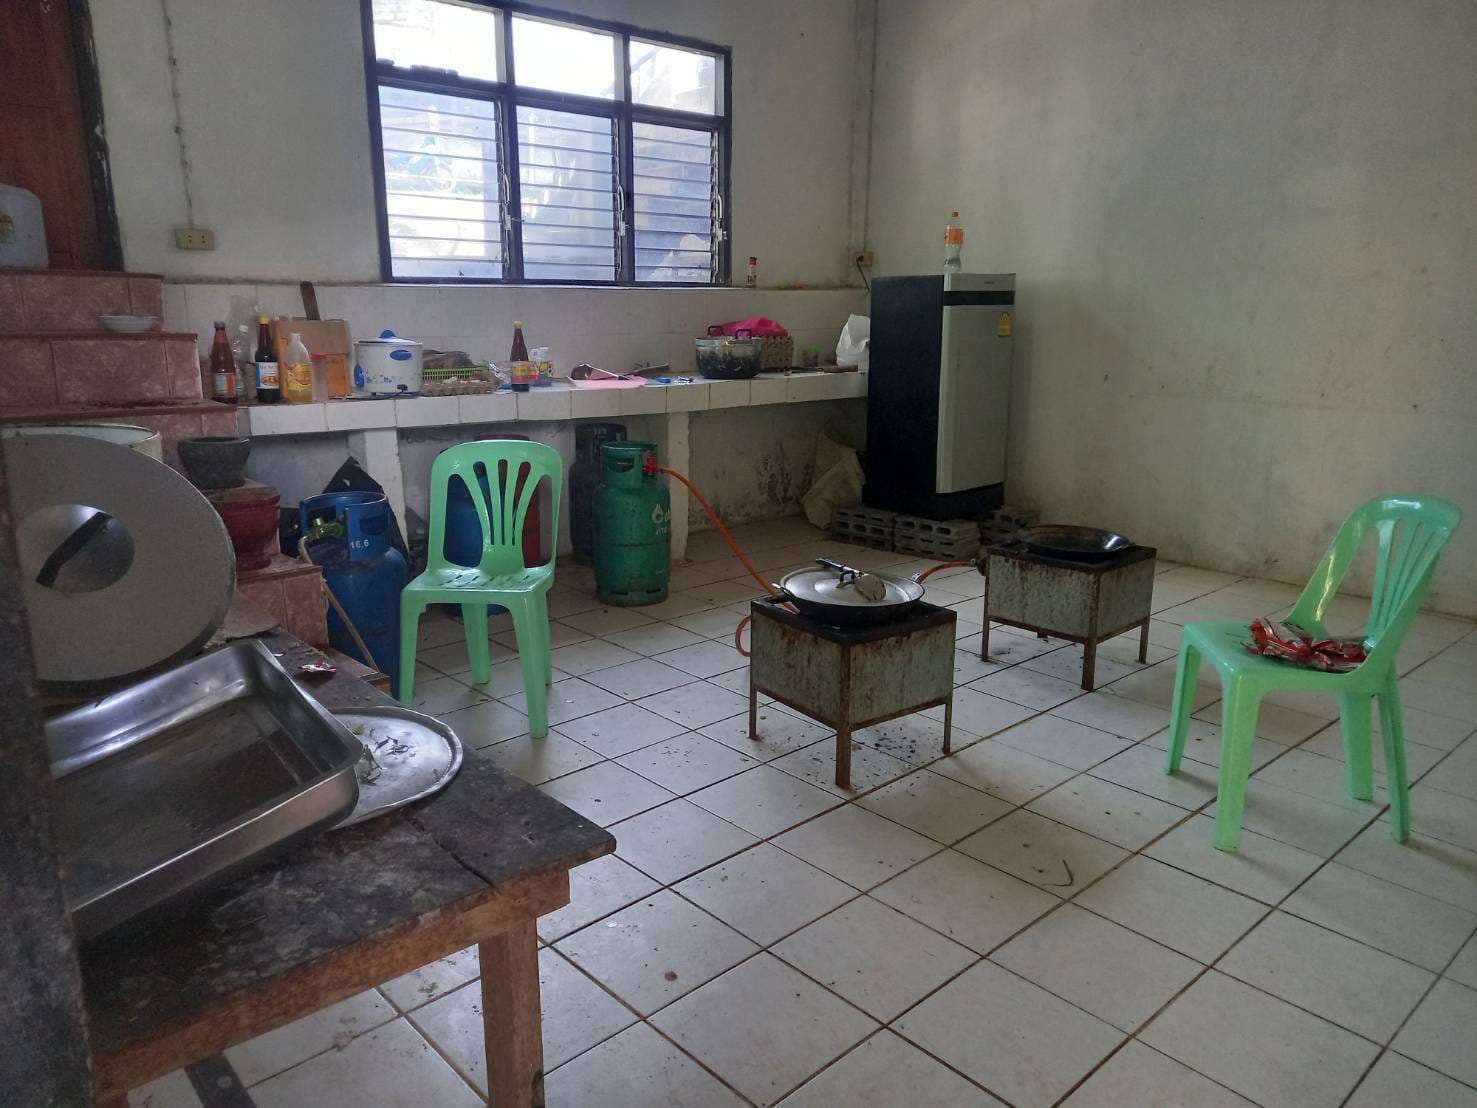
352, 330, 424, 397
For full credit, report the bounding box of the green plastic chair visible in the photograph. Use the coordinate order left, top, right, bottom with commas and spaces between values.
1164, 495, 1462, 852
398, 440, 562, 737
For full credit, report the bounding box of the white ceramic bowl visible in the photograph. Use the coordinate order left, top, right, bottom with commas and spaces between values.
99, 314, 161, 333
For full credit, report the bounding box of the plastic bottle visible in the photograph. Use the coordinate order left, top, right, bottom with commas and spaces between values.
943, 211, 963, 272
231, 323, 254, 403
530, 346, 553, 387
745, 256, 758, 288
283, 332, 314, 404
209, 321, 238, 404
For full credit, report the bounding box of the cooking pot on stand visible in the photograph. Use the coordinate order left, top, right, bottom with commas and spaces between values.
765, 557, 926, 627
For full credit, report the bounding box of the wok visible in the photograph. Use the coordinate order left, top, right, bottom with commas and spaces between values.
767, 558, 926, 627
1022, 524, 1132, 562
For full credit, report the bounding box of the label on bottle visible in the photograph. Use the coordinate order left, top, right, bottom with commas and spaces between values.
997, 312, 1012, 338
257, 360, 279, 388
212, 371, 236, 399
945, 226, 964, 245
510, 360, 537, 385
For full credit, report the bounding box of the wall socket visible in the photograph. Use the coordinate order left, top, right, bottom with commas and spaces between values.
174, 226, 216, 251
851, 249, 874, 269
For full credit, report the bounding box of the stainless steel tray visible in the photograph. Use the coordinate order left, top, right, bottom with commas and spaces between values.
333, 706, 463, 828
47, 640, 361, 941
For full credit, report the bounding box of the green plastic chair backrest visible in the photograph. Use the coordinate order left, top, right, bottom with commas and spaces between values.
1288, 494, 1461, 663
425, 439, 564, 577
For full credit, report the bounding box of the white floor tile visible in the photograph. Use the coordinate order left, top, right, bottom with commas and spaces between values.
1220, 910, 1435, 1042
616, 731, 758, 794
127, 1070, 203, 1108
481, 731, 602, 784
437, 698, 531, 748
1062, 1040, 1255, 1107
1345, 1050, 1477, 1108
412, 952, 635, 1091
537, 854, 661, 943
779, 1030, 1005, 1107
554, 702, 687, 757
555, 891, 757, 1015
1090, 742, 1221, 810
1336, 822, 1477, 913
1402, 783, 1477, 853
773, 897, 976, 1022
1449, 933, 1477, 989
638, 681, 752, 728
1193, 699, 1330, 745
872, 849, 1058, 953
545, 1022, 746, 1107
771, 737, 912, 797
502, 675, 624, 725
582, 657, 695, 699
1252, 748, 1390, 813
1145, 815, 1323, 903
1392, 979, 1477, 1086
418, 637, 516, 676
559, 604, 657, 635
1143, 716, 1290, 772
859, 769, 1013, 844
547, 637, 643, 676
924, 687, 1035, 738
248, 1019, 481, 1108
609, 798, 758, 884
538, 762, 676, 827
671, 606, 753, 639
931, 739, 1078, 804
992, 714, 1133, 771
225, 990, 395, 1086
1027, 773, 1189, 850
1073, 856, 1266, 963
650, 953, 878, 1107
1053, 692, 1171, 740
1023, 644, 1140, 687
968, 666, 1084, 711
1140, 971, 1378, 1108
689, 765, 842, 837
378, 947, 479, 1012
603, 621, 706, 655
774, 803, 939, 889
675, 842, 857, 945
896, 959, 1124, 1108
1281, 862, 1477, 972
1210, 778, 1379, 856
702, 708, 834, 761
956, 809, 1128, 898
992, 903, 1200, 1031
409, 675, 489, 716
656, 639, 749, 679
854, 712, 963, 766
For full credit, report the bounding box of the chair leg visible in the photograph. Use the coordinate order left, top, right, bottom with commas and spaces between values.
1338, 693, 1375, 801
1164, 642, 1203, 774
510, 599, 550, 739
1378, 677, 1411, 843
1213, 681, 1261, 853
398, 597, 425, 706
534, 592, 553, 684
463, 603, 492, 686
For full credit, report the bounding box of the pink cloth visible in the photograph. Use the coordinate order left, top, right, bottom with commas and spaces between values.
714, 316, 788, 337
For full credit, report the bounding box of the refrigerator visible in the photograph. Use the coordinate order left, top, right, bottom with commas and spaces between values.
864, 272, 1015, 520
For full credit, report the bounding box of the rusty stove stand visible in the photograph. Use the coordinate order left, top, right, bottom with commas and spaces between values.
748, 600, 957, 789
979, 541, 1157, 690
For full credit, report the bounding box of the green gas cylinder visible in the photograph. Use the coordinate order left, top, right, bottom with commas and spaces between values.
593, 441, 671, 606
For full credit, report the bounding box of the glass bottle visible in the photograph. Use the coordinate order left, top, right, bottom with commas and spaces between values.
254, 316, 280, 404
208, 321, 237, 404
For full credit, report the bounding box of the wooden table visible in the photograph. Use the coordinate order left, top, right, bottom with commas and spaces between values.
748, 600, 956, 789
980, 542, 1157, 689
82, 633, 614, 1108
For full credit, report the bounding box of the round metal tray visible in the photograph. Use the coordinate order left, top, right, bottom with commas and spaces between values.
332, 706, 463, 828
1022, 524, 1132, 561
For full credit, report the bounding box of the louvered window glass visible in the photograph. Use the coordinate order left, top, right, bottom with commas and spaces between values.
366, 1, 728, 285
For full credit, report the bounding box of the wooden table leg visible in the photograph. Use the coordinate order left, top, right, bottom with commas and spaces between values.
942, 695, 953, 756
1138, 619, 1150, 664
1081, 639, 1097, 691
480, 919, 545, 1108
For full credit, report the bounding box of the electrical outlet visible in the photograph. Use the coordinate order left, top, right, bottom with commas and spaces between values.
174, 226, 216, 251
851, 249, 874, 269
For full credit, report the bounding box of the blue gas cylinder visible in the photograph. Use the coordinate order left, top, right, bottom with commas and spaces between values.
300, 491, 408, 695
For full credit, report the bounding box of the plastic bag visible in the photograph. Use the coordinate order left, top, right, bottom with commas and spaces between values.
836, 314, 870, 370
801, 435, 864, 528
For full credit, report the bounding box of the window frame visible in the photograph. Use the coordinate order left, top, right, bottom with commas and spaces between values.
360, 0, 732, 286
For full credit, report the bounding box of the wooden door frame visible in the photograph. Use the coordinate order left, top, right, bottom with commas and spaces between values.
65, 0, 123, 271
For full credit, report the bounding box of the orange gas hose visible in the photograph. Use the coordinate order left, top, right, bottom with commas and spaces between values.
656, 463, 976, 657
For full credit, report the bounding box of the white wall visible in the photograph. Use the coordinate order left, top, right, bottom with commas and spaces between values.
867, 0, 1477, 615
92, 0, 861, 285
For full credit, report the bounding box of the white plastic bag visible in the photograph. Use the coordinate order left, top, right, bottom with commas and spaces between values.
836, 314, 870, 370
801, 434, 864, 528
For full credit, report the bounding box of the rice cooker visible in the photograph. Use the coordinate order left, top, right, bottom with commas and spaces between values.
353, 331, 424, 397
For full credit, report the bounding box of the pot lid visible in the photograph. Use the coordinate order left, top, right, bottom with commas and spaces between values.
780, 565, 922, 607
357, 329, 422, 346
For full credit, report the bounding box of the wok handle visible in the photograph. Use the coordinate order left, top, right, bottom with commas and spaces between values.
814, 556, 862, 585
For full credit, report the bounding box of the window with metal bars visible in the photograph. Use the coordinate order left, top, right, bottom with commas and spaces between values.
363, 0, 730, 285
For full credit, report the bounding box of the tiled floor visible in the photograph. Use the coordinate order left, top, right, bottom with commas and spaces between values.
130, 517, 1477, 1108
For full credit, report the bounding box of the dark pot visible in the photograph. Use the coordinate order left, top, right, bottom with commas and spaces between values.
177, 436, 251, 490
209, 485, 280, 571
